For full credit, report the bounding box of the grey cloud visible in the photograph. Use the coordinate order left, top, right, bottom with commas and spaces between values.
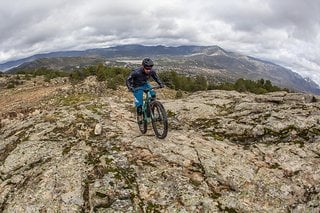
0, 0, 319, 86
266, 1, 320, 41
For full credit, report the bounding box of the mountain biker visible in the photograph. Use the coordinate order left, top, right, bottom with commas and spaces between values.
126, 58, 164, 115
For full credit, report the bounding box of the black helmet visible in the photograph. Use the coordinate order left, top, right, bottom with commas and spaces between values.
142, 58, 154, 67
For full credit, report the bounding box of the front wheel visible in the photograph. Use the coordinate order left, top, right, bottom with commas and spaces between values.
150, 101, 168, 139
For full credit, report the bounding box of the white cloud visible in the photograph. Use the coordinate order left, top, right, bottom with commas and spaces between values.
0, 0, 319, 85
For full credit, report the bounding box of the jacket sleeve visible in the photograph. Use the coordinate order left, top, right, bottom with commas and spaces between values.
126, 71, 134, 90
150, 70, 163, 86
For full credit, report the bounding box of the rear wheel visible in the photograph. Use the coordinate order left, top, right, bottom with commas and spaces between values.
150, 101, 168, 139
137, 112, 147, 134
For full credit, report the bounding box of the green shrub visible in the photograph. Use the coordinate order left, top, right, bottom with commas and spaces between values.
6, 79, 23, 89
69, 70, 87, 83
7, 83, 15, 89
95, 65, 131, 90
159, 71, 286, 94
175, 90, 183, 99
69, 64, 131, 90
16, 67, 68, 81
159, 71, 207, 92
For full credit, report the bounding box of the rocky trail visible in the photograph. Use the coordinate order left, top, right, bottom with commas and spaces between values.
0, 77, 320, 212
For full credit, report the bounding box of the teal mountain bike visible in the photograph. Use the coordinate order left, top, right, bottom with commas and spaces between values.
136, 86, 168, 139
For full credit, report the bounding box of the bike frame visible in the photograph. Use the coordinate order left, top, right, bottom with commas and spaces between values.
135, 86, 168, 139
141, 86, 160, 123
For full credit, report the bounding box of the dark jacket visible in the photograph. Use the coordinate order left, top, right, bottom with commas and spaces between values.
126, 67, 163, 89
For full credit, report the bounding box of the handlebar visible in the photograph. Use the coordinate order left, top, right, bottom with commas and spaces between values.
129, 86, 163, 92
128, 85, 165, 92
143, 86, 164, 93
150, 86, 162, 89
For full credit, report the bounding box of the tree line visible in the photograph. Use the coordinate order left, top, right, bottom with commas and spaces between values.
159, 71, 287, 94
14, 65, 131, 90
11, 65, 287, 94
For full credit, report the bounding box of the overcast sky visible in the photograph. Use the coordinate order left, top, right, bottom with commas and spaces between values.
1, 0, 319, 85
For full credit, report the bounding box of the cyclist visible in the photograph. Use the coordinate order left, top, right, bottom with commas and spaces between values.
126, 58, 164, 115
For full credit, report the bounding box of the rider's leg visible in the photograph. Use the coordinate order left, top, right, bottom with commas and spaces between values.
137, 106, 142, 115
146, 83, 156, 100
133, 88, 143, 115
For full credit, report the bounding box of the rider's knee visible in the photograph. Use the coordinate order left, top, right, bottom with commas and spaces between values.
151, 92, 156, 100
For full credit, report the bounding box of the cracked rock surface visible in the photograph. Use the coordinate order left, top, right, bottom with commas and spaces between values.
1, 78, 320, 212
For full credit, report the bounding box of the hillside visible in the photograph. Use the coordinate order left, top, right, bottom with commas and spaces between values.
2, 45, 320, 95
0, 76, 320, 212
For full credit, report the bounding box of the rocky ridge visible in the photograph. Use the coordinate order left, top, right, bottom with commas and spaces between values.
2, 45, 320, 95
0, 77, 320, 212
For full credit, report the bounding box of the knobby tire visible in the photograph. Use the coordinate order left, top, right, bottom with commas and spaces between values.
150, 101, 168, 139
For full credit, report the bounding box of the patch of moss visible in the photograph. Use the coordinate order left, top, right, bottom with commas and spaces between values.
62, 139, 79, 155
279, 126, 294, 139
217, 201, 238, 213
118, 167, 136, 186
103, 166, 118, 174
105, 157, 113, 164
62, 146, 72, 155
297, 129, 310, 141
111, 145, 121, 152
166, 110, 176, 117
189, 178, 202, 187
216, 104, 236, 116
293, 140, 305, 148
57, 93, 95, 106
75, 113, 85, 122
210, 191, 222, 199
93, 201, 114, 211
146, 201, 162, 213
7, 83, 15, 89
175, 90, 183, 99
243, 145, 251, 150
270, 162, 281, 169
86, 152, 101, 165
264, 128, 277, 135
96, 191, 108, 198
310, 128, 320, 135
203, 131, 224, 141
192, 118, 219, 129
141, 161, 157, 167
86, 104, 103, 114
28, 157, 51, 169
109, 134, 120, 141
43, 114, 57, 123
1, 130, 29, 164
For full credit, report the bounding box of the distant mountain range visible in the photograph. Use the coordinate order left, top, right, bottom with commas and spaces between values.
1, 44, 320, 95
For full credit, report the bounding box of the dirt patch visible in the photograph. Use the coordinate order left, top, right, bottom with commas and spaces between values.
0, 84, 66, 115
